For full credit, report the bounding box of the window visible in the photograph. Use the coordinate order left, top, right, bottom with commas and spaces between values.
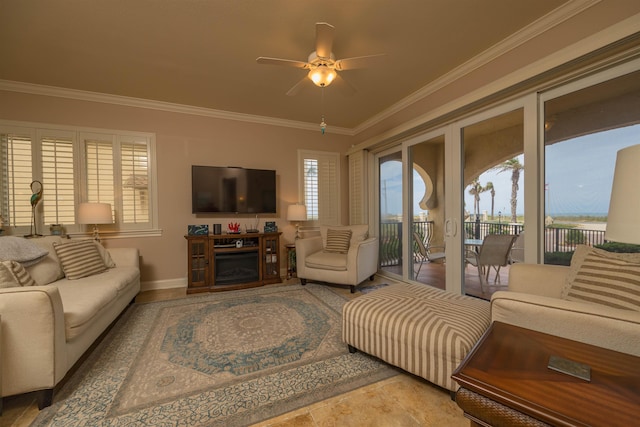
298, 150, 340, 225
0, 121, 157, 236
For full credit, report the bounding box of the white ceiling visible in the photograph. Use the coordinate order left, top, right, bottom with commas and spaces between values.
0, 0, 570, 130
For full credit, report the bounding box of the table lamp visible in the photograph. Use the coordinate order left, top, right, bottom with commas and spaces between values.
287, 204, 307, 239
78, 202, 113, 242
605, 144, 640, 245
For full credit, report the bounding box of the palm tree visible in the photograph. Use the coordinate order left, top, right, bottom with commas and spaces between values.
493, 158, 524, 223
467, 177, 485, 220
485, 182, 495, 219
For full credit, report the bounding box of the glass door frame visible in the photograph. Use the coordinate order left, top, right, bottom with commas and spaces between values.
404, 127, 448, 287
374, 145, 405, 281
447, 95, 540, 295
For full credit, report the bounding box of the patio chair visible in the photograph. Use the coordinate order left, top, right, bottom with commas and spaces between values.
413, 231, 446, 277
465, 234, 517, 291
509, 231, 525, 263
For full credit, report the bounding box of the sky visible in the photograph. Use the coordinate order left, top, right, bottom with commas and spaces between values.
380, 124, 640, 218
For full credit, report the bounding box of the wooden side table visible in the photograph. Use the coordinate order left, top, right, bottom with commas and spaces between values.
452, 322, 640, 427
285, 244, 296, 279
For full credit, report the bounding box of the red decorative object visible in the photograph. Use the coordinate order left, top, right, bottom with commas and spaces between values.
228, 222, 240, 233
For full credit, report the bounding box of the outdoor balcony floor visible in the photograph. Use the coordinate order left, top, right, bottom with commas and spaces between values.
381, 261, 511, 300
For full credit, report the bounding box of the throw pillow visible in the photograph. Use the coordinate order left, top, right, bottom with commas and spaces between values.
25, 236, 66, 285
324, 229, 352, 254
564, 250, 640, 311
0, 236, 49, 267
0, 260, 37, 288
562, 245, 640, 298
94, 241, 116, 268
53, 239, 107, 280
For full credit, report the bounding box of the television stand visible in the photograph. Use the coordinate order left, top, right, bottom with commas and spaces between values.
185, 232, 281, 293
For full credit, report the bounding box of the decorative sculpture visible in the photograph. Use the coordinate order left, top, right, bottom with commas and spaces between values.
26, 180, 43, 237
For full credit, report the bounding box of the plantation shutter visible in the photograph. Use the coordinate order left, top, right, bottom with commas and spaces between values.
84, 135, 115, 206
1, 131, 33, 226
41, 131, 76, 225
299, 150, 340, 225
121, 139, 149, 224
349, 150, 368, 225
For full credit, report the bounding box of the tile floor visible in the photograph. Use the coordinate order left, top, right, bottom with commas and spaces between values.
1, 278, 469, 427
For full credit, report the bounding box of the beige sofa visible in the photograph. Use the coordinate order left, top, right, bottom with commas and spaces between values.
491, 249, 640, 357
0, 236, 140, 409
295, 225, 378, 293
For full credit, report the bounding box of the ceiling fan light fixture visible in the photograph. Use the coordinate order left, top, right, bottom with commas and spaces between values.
308, 66, 337, 87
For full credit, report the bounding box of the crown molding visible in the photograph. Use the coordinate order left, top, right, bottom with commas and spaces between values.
352, 0, 601, 134
0, 79, 354, 136
0, 0, 602, 139
348, 10, 640, 154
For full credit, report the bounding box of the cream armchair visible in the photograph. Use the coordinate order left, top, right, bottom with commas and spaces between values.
295, 225, 378, 293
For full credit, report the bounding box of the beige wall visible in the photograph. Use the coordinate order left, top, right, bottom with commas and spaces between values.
0, 91, 353, 287
2, 3, 640, 289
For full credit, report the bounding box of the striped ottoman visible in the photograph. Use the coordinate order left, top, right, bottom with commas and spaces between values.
342, 282, 490, 391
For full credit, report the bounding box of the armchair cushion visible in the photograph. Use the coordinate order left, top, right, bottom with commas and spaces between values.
305, 251, 347, 271
324, 228, 352, 253
320, 224, 368, 247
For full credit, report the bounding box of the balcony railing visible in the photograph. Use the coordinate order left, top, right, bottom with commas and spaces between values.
379, 220, 606, 267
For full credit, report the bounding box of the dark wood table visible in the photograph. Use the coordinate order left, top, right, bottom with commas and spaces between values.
452, 321, 640, 427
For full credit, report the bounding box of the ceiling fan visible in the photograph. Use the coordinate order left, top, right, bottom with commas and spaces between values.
256, 22, 384, 96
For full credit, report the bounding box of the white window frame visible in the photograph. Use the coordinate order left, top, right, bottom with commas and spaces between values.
0, 120, 159, 238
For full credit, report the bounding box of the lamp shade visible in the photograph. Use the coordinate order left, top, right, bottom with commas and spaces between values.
287, 204, 307, 222
605, 144, 640, 244
78, 203, 113, 225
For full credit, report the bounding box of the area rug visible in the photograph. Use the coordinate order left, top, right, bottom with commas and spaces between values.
359, 283, 389, 294
32, 284, 398, 427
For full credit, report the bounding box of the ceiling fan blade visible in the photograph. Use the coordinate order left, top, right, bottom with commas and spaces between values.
315, 22, 334, 58
256, 57, 309, 69
286, 77, 310, 96
334, 54, 386, 70
333, 73, 357, 97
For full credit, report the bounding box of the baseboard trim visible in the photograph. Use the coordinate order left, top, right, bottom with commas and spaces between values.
140, 278, 187, 292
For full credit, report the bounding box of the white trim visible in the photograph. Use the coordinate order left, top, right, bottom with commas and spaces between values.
140, 278, 187, 292
0, 119, 159, 235
353, 0, 602, 135
349, 11, 640, 153
0, 80, 354, 136
0, 1, 613, 138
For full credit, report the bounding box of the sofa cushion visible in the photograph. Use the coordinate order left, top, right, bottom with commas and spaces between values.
54, 239, 107, 280
562, 245, 640, 299
0, 260, 37, 287
96, 241, 116, 268
305, 251, 348, 271
25, 236, 66, 285
0, 236, 49, 266
565, 250, 640, 311
56, 266, 140, 339
324, 228, 352, 254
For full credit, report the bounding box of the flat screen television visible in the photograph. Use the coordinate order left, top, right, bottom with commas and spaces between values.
192, 165, 277, 214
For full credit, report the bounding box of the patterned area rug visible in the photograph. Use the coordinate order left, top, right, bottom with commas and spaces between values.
32, 284, 398, 426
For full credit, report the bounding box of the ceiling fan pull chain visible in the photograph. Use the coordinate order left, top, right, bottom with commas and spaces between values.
320, 87, 327, 134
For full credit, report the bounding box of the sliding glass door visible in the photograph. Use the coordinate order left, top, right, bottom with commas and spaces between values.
378, 150, 404, 278
408, 134, 446, 290
542, 67, 640, 264
459, 108, 525, 298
